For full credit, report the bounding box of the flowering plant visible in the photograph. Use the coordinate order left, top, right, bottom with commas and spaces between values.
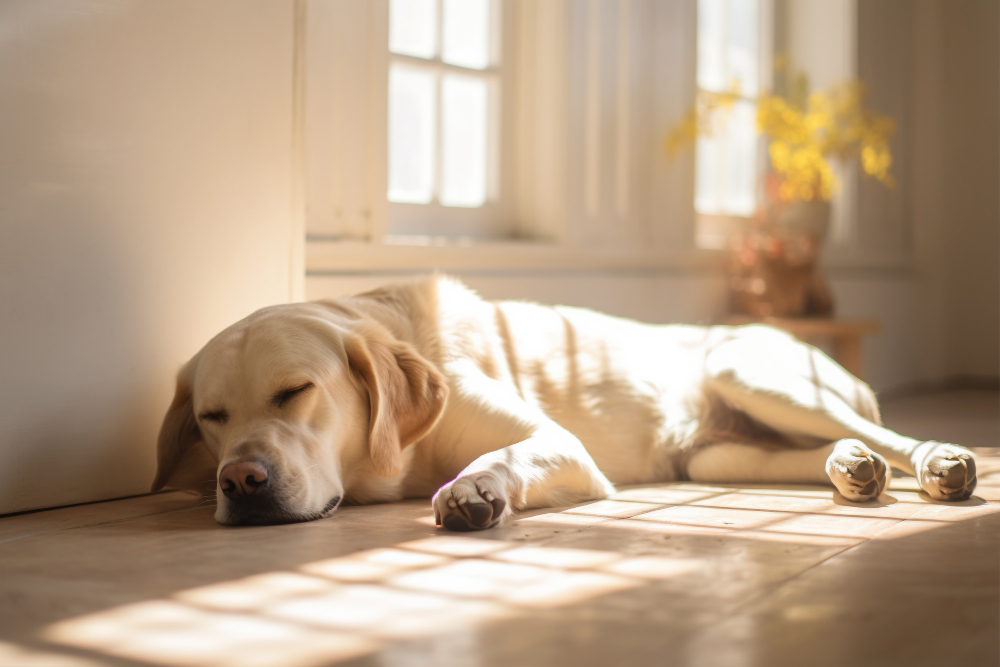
757, 81, 895, 202
666, 73, 896, 203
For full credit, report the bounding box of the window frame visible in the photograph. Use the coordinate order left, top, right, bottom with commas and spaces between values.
302, 0, 715, 270
385, 0, 513, 240
694, 0, 774, 250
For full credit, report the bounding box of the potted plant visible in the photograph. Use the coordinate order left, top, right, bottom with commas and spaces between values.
668, 72, 896, 317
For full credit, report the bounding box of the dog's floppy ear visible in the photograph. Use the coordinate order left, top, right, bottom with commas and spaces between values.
151, 358, 217, 493
345, 332, 448, 477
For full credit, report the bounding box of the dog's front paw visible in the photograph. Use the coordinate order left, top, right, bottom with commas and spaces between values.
826, 439, 890, 502
433, 472, 508, 532
914, 442, 977, 501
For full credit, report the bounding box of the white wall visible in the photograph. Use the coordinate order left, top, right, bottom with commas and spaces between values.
0, 1, 297, 514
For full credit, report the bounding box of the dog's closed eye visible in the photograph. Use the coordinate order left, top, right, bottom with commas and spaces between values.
271, 382, 314, 408
199, 410, 228, 424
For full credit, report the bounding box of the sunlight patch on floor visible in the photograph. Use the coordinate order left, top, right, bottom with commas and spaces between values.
46, 599, 377, 667
0, 641, 101, 667
562, 499, 663, 518
43, 535, 697, 667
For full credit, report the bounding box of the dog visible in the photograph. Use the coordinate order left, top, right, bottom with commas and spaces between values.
153, 275, 978, 529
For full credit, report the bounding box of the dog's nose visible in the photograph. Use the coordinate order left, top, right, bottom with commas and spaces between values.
219, 460, 269, 498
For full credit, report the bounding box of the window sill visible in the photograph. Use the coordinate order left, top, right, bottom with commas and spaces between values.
305, 238, 726, 275
305, 238, 915, 276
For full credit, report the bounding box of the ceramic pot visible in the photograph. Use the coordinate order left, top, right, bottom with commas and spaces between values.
728, 200, 834, 317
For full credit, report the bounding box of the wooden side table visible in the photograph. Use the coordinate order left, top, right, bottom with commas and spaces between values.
726, 316, 881, 380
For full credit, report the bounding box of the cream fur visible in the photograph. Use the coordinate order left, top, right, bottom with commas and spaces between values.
154, 276, 979, 529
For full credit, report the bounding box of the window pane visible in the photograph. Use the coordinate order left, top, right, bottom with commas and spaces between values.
389, 0, 437, 59
388, 65, 437, 204
697, 0, 727, 92
695, 99, 757, 217
697, 0, 758, 95
441, 0, 491, 70
727, 0, 758, 96
440, 74, 488, 207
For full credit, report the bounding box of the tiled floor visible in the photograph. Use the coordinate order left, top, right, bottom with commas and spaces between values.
0, 391, 997, 667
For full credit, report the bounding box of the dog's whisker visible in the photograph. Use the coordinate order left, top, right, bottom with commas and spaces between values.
291, 464, 319, 480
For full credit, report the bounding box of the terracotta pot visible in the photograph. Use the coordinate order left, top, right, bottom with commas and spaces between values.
728, 200, 834, 318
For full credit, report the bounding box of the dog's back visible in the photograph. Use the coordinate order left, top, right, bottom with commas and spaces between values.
346, 276, 728, 484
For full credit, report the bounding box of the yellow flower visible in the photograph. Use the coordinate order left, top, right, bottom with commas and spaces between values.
666, 73, 895, 203
665, 89, 739, 157
755, 80, 894, 201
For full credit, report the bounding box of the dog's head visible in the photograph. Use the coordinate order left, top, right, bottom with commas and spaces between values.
152, 303, 448, 525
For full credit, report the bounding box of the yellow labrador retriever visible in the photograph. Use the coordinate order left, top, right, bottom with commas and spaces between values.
153, 276, 977, 529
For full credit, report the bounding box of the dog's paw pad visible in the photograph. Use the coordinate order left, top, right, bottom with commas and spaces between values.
826, 439, 889, 502
433, 475, 507, 532
916, 442, 977, 501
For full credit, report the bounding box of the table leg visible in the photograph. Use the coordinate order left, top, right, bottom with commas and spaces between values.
833, 335, 865, 380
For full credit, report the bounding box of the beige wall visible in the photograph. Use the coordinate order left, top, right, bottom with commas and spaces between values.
937, 0, 999, 378
0, 1, 297, 514
910, 0, 999, 381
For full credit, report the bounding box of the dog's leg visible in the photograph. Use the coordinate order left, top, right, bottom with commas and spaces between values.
705, 332, 977, 501
687, 439, 890, 501
709, 380, 976, 501
432, 423, 613, 531
430, 374, 613, 531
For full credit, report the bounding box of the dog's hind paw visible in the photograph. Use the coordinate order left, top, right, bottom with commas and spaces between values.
826, 439, 890, 502
914, 442, 977, 501
433, 472, 508, 531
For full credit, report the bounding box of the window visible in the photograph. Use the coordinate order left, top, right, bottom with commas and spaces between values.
387, 0, 504, 238
694, 0, 770, 248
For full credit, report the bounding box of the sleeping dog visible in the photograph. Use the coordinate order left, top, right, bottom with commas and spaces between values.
153, 276, 977, 529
